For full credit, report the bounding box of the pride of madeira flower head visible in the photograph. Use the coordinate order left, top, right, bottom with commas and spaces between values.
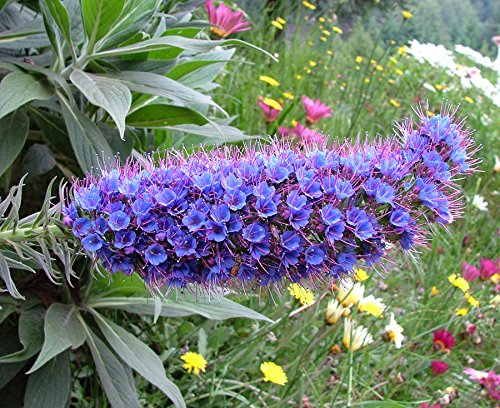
63, 105, 479, 292
205, 0, 251, 39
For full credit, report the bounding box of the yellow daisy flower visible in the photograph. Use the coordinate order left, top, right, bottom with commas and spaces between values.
259, 75, 279, 87
288, 283, 315, 306
181, 352, 207, 375
260, 362, 287, 385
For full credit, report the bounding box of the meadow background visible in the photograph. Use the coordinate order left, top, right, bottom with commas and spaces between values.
0, 0, 499, 407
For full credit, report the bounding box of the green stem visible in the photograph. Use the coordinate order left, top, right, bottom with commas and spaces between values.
0, 224, 65, 243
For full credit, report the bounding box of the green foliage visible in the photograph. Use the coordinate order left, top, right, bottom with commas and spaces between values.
0, 0, 260, 186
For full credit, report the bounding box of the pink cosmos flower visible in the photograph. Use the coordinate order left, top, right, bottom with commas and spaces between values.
258, 98, 282, 123
292, 122, 327, 145
462, 261, 480, 282
301, 96, 332, 125
480, 258, 499, 280
205, 0, 251, 38
278, 126, 291, 137
431, 360, 449, 375
464, 368, 500, 400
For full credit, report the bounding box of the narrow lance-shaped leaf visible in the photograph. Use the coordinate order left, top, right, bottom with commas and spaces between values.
43, 0, 73, 52
81, 0, 125, 46
59, 96, 114, 173
0, 109, 29, 178
84, 325, 141, 408
0, 307, 44, 363
70, 69, 131, 138
0, 72, 53, 120
24, 351, 71, 408
92, 310, 186, 408
28, 303, 86, 373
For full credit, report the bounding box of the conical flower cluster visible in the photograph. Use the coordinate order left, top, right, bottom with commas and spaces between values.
63, 106, 479, 290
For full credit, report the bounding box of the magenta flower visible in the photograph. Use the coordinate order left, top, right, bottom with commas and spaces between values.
302, 96, 332, 125
258, 98, 282, 123
431, 360, 449, 375
480, 258, 499, 280
462, 261, 480, 282
205, 0, 251, 38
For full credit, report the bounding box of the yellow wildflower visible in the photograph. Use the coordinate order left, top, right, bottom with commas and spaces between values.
271, 21, 284, 30
389, 56, 398, 64
282, 91, 294, 99
389, 99, 401, 108
343, 319, 374, 351
456, 308, 468, 316
388, 78, 395, 84
260, 362, 287, 385
181, 352, 207, 375
427, 110, 435, 117
309, 60, 317, 67
261, 97, 282, 111
354, 268, 369, 281
355, 56, 363, 63
358, 295, 386, 318
431, 286, 439, 296
319, 17, 326, 23
448, 274, 469, 292
276, 17, 286, 25
375, 65, 384, 71
288, 283, 315, 306
491, 273, 500, 285
322, 29, 331, 36
327, 50, 333, 55
398, 45, 408, 56
402, 10, 413, 19
370, 59, 377, 65
320, 36, 327, 42
465, 96, 474, 104
308, 40, 314, 46
295, 74, 302, 80
291, 119, 298, 127
395, 69, 404, 76
259, 75, 279, 87
384, 313, 404, 348
355, 66, 361, 70
332, 26, 343, 34
364, 78, 370, 84
302, 0, 316, 10
304, 67, 312, 74
491, 295, 500, 307
434, 84, 444, 91
465, 293, 480, 308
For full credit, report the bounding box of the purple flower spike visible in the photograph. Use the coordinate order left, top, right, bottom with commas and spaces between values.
64, 105, 479, 290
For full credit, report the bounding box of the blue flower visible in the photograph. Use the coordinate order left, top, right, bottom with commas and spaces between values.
286, 189, 307, 211
108, 211, 130, 231
114, 230, 136, 248
193, 171, 213, 194
174, 235, 197, 257
132, 198, 152, 216
289, 207, 311, 230
206, 220, 227, 242
82, 233, 103, 251
374, 182, 395, 205
347, 208, 375, 240
250, 240, 270, 260
93, 217, 109, 235
333, 178, 355, 200
182, 209, 206, 232
281, 231, 301, 251
243, 223, 266, 243
390, 209, 411, 228
155, 188, 176, 208
305, 245, 325, 265
265, 157, 289, 183
223, 189, 247, 210
118, 178, 140, 197
325, 222, 345, 242
145, 244, 168, 265
320, 204, 343, 226
255, 195, 278, 218
137, 213, 157, 232
72, 218, 92, 237
416, 178, 440, 209
76, 186, 101, 211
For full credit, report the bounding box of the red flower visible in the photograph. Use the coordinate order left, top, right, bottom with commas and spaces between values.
462, 261, 480, 282
205, 0, 251, 38
433, 329, 455, 352
431, 360, 449, 375
480, 258, 499, 280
